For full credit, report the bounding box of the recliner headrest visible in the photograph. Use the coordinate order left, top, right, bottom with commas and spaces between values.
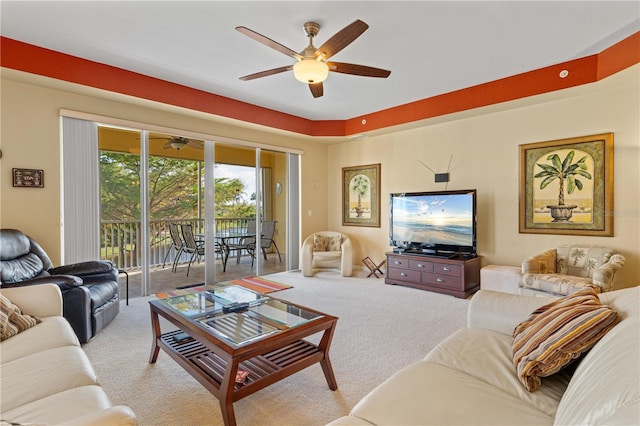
0, 229, 32, 260
0, 229, 54, 273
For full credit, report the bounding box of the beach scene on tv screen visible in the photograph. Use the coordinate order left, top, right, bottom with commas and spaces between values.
393, 194, 473, 246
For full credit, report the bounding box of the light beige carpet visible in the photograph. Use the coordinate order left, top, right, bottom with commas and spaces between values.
83, 270, 469, 426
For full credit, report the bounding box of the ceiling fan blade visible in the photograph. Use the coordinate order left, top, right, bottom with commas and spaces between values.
327, 62, 391, 78
239, 65, 293, 81
162, 140, 173, 149
315, 20, 368, 60
236, 26, 303, 61
309, 82, 323, 98
187, 140, 204, 149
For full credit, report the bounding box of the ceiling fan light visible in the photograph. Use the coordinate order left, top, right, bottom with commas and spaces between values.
170, 141, 186, 149
293, 59, 329, 84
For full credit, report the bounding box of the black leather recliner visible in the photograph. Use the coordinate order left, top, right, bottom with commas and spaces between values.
0, 229, 120, 343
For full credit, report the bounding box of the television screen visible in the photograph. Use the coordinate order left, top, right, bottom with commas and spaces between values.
390, 189, 476, 255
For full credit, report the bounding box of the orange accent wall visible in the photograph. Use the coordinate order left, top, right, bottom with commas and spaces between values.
1, 32, 638, 137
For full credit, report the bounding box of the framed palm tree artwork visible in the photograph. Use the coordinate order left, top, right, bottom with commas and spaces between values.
342, 163, 381, 227
519, 133, 613, 236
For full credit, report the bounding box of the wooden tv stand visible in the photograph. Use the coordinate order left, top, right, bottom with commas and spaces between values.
385, 252, 481, 298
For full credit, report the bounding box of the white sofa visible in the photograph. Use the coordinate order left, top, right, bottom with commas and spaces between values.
1, 284, 137, 425
328, 286, 639, 425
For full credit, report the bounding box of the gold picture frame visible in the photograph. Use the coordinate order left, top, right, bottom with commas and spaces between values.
342, 163, 381, 227
519, 133, 613, 236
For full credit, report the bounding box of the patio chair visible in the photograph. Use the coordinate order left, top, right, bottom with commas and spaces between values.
162, 223, 185, 272
247, 220, 282, 266
180, 223, 205, 276
226, 220, 257, 264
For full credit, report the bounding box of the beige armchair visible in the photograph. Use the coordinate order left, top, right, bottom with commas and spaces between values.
520, 244, 625, 295
301, 231, 353, 277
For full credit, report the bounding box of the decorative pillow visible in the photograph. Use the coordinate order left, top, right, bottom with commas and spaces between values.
313, 234, 330, 252
512, 286, 619, 392
522, 249, 556, 274
0, 293, 42, 341
326, 235, 342, 252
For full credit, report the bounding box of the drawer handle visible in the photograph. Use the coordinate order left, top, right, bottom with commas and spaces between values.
436, 278, 445, 283
417, 264, 424, 268
443, 267, 451, 271
400, 272, 408, 277
394, 261, 402, 265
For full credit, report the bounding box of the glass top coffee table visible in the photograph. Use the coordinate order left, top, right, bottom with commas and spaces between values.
148, 285, 338, 426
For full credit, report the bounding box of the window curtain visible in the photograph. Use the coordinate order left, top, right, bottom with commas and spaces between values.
61, 116, 100, 263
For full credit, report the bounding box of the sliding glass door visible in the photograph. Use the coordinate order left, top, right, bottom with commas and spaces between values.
213, 143, 288, 279
64, 115, 298, 298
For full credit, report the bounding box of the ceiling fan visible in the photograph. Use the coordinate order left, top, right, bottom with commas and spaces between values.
154, 136, 203, 150
236, 19, 391, 98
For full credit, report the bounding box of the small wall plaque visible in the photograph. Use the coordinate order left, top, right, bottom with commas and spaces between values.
12, 168, 44, 188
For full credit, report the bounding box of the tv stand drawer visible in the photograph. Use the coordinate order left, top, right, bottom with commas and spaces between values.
409, 259, 434, 271
388, 268, 421, 282
388, 257, 411, 269
422, 273, 462, 290
433, 262, 461, 276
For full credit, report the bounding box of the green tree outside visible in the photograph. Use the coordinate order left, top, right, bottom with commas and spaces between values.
100, 152, 256, 221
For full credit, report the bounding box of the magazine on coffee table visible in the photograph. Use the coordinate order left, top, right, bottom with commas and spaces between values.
161, 293, 223, 318
204, 285, 267, 306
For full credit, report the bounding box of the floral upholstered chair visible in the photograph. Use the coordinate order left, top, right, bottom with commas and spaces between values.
301, 231, 352, 277
520, 244, 625, 295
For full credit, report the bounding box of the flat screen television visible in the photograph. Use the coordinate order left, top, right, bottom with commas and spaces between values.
389, 189, 477, 258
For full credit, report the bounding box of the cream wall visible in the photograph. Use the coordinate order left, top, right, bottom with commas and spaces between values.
328, 65, 640, 288
0, 73, 329, 264
2, 66, 638, 288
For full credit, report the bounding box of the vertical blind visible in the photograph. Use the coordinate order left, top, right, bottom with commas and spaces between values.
61, 116, 100, 263
287, 153, 301, 270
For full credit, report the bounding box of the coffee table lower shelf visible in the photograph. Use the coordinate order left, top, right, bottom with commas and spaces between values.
159, 330, 324, 400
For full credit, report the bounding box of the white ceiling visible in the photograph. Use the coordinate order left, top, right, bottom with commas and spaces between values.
2, 1, 638, 121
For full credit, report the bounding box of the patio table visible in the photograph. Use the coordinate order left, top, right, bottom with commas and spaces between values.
198, 232, 259, 271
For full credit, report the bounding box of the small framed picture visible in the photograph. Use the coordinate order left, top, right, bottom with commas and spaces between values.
12, 168, 44, 188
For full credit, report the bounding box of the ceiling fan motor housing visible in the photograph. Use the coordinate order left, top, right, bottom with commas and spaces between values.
303, 22, 320, 38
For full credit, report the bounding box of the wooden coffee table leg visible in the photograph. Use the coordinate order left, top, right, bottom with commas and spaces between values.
148, 307, 161, 363
318, 320, 338, 390
219, 399, 236, 426
320, 356, 338, 391
218, 360, 240, 426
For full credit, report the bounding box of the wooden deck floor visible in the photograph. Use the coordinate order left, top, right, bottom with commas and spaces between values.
118, 252, 287, 300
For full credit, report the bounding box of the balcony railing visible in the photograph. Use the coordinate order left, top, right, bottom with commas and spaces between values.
100, 217, 252, 270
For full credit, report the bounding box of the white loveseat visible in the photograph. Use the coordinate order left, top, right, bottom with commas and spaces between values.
481, 245, 625, 297
0, 284, 136, 425
328, 286, 639, 425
